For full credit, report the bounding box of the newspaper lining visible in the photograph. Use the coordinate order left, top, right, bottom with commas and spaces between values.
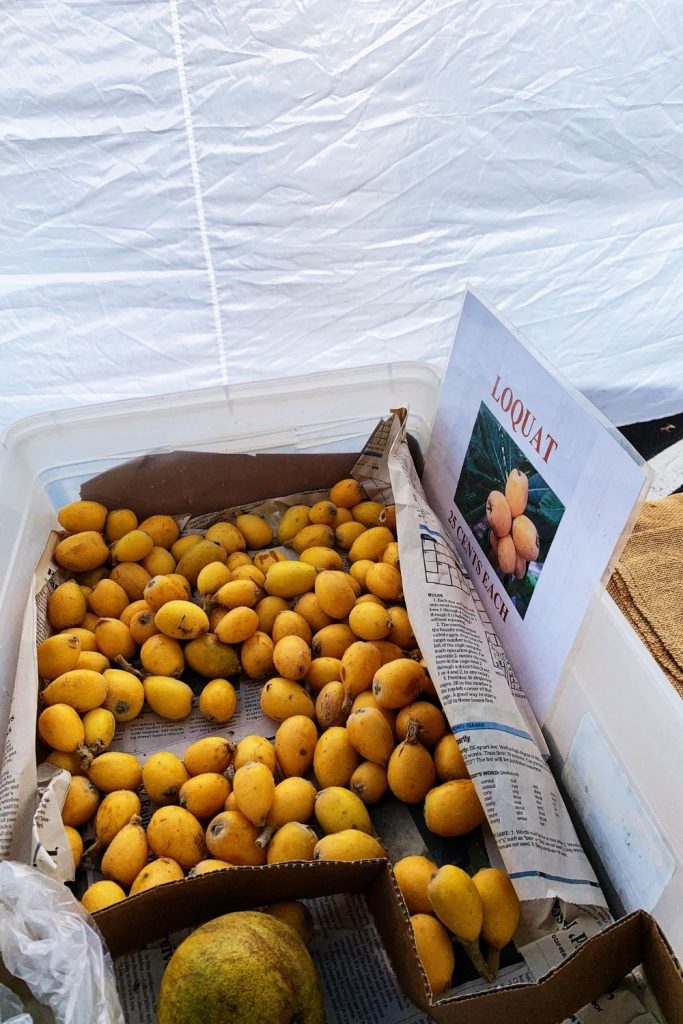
0, 413, 662, 1024
381, 421, 606, 914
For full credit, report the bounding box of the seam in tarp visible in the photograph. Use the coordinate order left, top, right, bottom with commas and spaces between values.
169, 0, 228, 387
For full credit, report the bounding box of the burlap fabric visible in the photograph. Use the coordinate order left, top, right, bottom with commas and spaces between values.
608, 493, 683, 698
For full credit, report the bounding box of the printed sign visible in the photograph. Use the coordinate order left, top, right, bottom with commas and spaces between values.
422, 290, 650, 721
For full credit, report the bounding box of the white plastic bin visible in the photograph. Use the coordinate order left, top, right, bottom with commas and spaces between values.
0, 361, 441, 756
2, 358, 682, 959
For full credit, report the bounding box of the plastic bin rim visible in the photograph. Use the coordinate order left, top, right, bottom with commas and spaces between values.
0, 360, 443, 446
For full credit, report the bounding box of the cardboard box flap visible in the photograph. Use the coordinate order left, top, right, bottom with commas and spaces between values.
80, 451, 360, 518
368, 864, 683, 1024
423, 911, 682, 1024
78, 434, 425, 518
95, 859, 386, 958
643, 914, 683, 1024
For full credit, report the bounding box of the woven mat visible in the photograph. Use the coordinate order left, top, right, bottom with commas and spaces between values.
608, 493, 683, 698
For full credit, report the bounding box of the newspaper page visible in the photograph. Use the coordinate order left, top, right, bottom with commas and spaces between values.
565, 968, 666, 1024
387, 428, 607, 914
0, 536, 71, 870
0, 595, 40, 866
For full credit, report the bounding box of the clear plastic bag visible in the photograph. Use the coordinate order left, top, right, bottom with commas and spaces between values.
0, 982, 32, 1024
0, 862, 124, 1024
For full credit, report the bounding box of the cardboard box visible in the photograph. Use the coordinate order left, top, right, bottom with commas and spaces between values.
93, 859, 683, 1024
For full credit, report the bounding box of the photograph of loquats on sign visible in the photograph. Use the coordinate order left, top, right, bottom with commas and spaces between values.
454, 402, 565, 619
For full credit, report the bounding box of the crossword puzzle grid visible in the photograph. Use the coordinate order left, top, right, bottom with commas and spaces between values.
486, 628, 507, 670
486, 628, 516, 685
361, 418, 392, 457
421, 533, 469, 592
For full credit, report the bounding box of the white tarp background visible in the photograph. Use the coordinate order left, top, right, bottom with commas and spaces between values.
1, 0, 683, 430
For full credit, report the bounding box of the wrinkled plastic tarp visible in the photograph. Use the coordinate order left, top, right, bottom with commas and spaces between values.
1, 0, 683, 430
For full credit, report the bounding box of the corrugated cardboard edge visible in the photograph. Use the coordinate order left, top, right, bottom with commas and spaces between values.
365, 853, 435, 1001
427, 912, 644, 1024
94, 859, 387, 958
